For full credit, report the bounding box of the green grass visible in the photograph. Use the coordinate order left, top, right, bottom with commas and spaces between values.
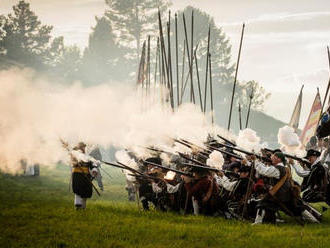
1, 165, 330, 248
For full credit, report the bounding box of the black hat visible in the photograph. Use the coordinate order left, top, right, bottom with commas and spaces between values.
273, 149, 282, 154
229, 161, 241, 170
274, 152, 286, 165
144, 157, 162, 166
239, 166, 251, 173
191, 166, 210, 176
304, 149, 321, 159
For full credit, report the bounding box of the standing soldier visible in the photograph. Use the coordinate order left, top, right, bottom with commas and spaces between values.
68, 142, 99, 209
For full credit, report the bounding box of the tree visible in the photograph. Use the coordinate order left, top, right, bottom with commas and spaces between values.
0, 1, 53, 69
237, 80, 271, 111
54, 45, 82, 82
104, 0, 171, 66
80, 16, 126, 85
0, 15, 6, 55
175, 6, 235, 105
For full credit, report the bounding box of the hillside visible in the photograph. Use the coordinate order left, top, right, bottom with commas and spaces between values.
1, 165, 330, 248
214, 103, 288, 148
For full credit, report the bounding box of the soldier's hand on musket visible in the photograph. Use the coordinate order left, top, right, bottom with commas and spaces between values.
288, 158, 294, 165
217, 171, 224, 177
250, 155, 257, 161
91, 168, 98, 177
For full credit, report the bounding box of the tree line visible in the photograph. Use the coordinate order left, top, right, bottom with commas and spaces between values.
0, 0, 269, 111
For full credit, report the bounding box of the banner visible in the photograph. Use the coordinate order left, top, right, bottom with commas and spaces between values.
289, 85, 304, 131
300, 91, 322, 146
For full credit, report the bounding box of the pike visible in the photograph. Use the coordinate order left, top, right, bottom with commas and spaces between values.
167, 11, 174, 110
175, 13, 180, 107
238, 103, 242, 130
147, 35, 151, 95
204, 26, 211, 113
143, 160, 192, 176
154, 37, 159, 92
209, 53, 214, 125
228, 23, 245, 130
182, 13, 195, 103
180, 44, 199, 104
190, 10, 195, 103
158, 9, 169, 104
194, 46, 203, 112
245, 86, 254, 128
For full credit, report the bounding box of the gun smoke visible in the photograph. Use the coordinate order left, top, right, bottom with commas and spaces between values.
0, 68, 235, 174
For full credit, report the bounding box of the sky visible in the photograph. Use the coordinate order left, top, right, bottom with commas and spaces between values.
1, 0, 330, 128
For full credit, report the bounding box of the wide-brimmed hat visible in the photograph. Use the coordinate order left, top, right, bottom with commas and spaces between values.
304, 149, 321, 159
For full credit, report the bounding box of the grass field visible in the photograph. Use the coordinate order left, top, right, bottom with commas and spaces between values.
1, 164, 330, 248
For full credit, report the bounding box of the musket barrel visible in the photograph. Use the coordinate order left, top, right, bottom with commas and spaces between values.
144, 160, 192, 176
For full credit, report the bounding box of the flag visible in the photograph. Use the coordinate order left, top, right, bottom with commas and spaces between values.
300, 90, 322, 146
289, 85, 304, 131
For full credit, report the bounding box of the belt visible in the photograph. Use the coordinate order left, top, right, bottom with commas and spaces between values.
72, 167, 89, 174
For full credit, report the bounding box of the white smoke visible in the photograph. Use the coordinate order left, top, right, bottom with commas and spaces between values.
277, 125, 303, 156
0, 68, 229, 174
236, 128, 261, 153
206, 150, 224, 170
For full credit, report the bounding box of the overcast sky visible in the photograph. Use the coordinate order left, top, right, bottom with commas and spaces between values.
1, 0, 330, 128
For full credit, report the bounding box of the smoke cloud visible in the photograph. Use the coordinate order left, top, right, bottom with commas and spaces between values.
0, 68, 231, 174
236, 128, 261, 153
277, 125, 304, 156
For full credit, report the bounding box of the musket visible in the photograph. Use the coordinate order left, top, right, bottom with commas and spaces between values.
144, 146, 171, 154
178, 138, 242, 160
143, 160, 192, 177
177, 152, 207, 167
127, 173, 161, 182
263, 148, 311, 166
219, 142, 271, 163
216, 134, 236, 146
174, 138, 209, 157
101, 160, 127, 170
207, 145, 243, 160
181, 162, 240, 179
181, 162, 218, 172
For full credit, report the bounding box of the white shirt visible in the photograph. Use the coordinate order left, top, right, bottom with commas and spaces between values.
215, 175, 238, 192
291, 157, 322, 178
255, 162, 282, 179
